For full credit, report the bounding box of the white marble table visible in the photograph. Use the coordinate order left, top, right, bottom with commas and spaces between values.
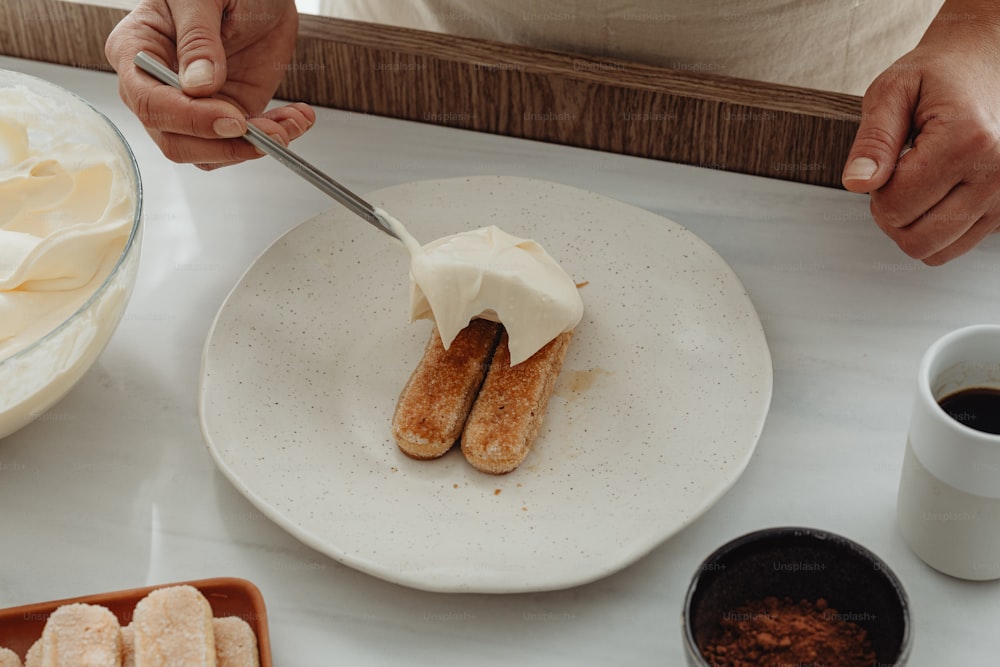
1, 56, 998, 666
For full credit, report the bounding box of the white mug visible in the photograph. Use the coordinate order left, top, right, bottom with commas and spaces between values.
897, 324, 1000, 580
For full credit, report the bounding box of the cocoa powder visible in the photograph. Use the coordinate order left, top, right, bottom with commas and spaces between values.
701, 596, 877, 667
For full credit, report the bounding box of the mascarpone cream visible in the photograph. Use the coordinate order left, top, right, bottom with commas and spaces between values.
378, 208, 583, 366
0, 73, 140, 440
0, 86, 133, 360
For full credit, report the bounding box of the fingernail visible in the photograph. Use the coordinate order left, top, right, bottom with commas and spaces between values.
843, 157, 878, 181
212, 117, 244, 138
181, 59, 215, 88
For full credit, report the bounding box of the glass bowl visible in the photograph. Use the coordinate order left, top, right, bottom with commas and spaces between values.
0, 68, 143, 439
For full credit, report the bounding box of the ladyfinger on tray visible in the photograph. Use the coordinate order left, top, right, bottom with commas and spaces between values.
213, 617, 260, 667
23, 641, 39, 667
40, 603, 121, 667
132, 585, 215, 667
461, 329, 573, 474
0, 647, 22, 667
120, 625, 135, 667
392, 318, 502, 459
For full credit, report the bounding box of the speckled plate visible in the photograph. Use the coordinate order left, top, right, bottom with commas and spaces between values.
198, 176, 772, 593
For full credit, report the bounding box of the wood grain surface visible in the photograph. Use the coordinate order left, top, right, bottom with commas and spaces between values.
1, 0, 863, 188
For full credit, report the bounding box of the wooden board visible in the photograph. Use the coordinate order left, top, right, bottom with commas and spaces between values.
0, 0, 862, 188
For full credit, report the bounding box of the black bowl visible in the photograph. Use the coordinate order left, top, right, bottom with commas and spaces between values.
682, 527, 911, 666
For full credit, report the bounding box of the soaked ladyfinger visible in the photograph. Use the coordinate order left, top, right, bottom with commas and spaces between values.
392, 319, 502, 459
461, 330, 573, 474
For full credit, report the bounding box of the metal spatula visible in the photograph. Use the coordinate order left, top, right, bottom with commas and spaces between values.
133, 51, 400, 241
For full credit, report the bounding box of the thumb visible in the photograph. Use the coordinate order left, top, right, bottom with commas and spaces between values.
168, 0, 227, 95
842, 75, 917, 193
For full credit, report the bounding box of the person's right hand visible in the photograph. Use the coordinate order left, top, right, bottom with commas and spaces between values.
105, 0, 315, 169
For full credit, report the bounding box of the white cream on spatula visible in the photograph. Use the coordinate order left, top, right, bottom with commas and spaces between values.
376, 208, 583, 366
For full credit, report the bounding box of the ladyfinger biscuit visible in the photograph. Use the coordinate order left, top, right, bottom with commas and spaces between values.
121, 625, 135, 667
40, 602, 121, 667
461, 329, 573, 474
392, 318, 502, 459
24, 641, 40, 667
0, 647, 22, 667
212, 617, 259, 667
132, 585, 215, 667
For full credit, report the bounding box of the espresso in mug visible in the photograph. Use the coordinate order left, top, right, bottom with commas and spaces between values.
938, 387, 1000, 435
897, 325, 1000, 580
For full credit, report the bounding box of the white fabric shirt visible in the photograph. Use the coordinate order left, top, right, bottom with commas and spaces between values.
318, 0, 945, 95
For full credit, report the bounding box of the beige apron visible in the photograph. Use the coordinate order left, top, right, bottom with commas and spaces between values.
317, 0, 945, 95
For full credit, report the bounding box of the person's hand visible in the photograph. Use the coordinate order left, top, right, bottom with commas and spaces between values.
105, 0, 315, 169
841, 6, 1000, 265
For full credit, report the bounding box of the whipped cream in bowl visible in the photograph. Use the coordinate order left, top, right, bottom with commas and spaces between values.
0, 70, 143, 439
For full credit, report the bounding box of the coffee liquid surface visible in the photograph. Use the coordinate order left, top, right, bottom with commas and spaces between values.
938, 387, 1000, 435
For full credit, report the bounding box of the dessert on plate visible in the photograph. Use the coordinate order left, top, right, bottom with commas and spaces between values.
390, 224, 583, 474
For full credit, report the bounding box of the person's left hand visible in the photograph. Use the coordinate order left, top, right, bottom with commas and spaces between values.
841, 14, 1000, 265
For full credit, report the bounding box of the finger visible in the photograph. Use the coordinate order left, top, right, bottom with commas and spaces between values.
255, 103, 316, 143
105, 7, 183, 100
127, 75, 248, 139
150, 106, 313, 166
196, 162, 248, 171
166, 0, 227, 95
151, 129, 265, 165
155, 104, 315, 167
921, 212, 1000, 265
876, 179, 988, 260
867, 131, 964, 229
842, 70, 918, 193
105, 0, 192, 63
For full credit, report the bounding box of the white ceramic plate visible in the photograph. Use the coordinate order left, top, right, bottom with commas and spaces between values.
199, 176, 772, 593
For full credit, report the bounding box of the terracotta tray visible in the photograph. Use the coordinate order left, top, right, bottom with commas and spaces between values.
0, 577, 271, 665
